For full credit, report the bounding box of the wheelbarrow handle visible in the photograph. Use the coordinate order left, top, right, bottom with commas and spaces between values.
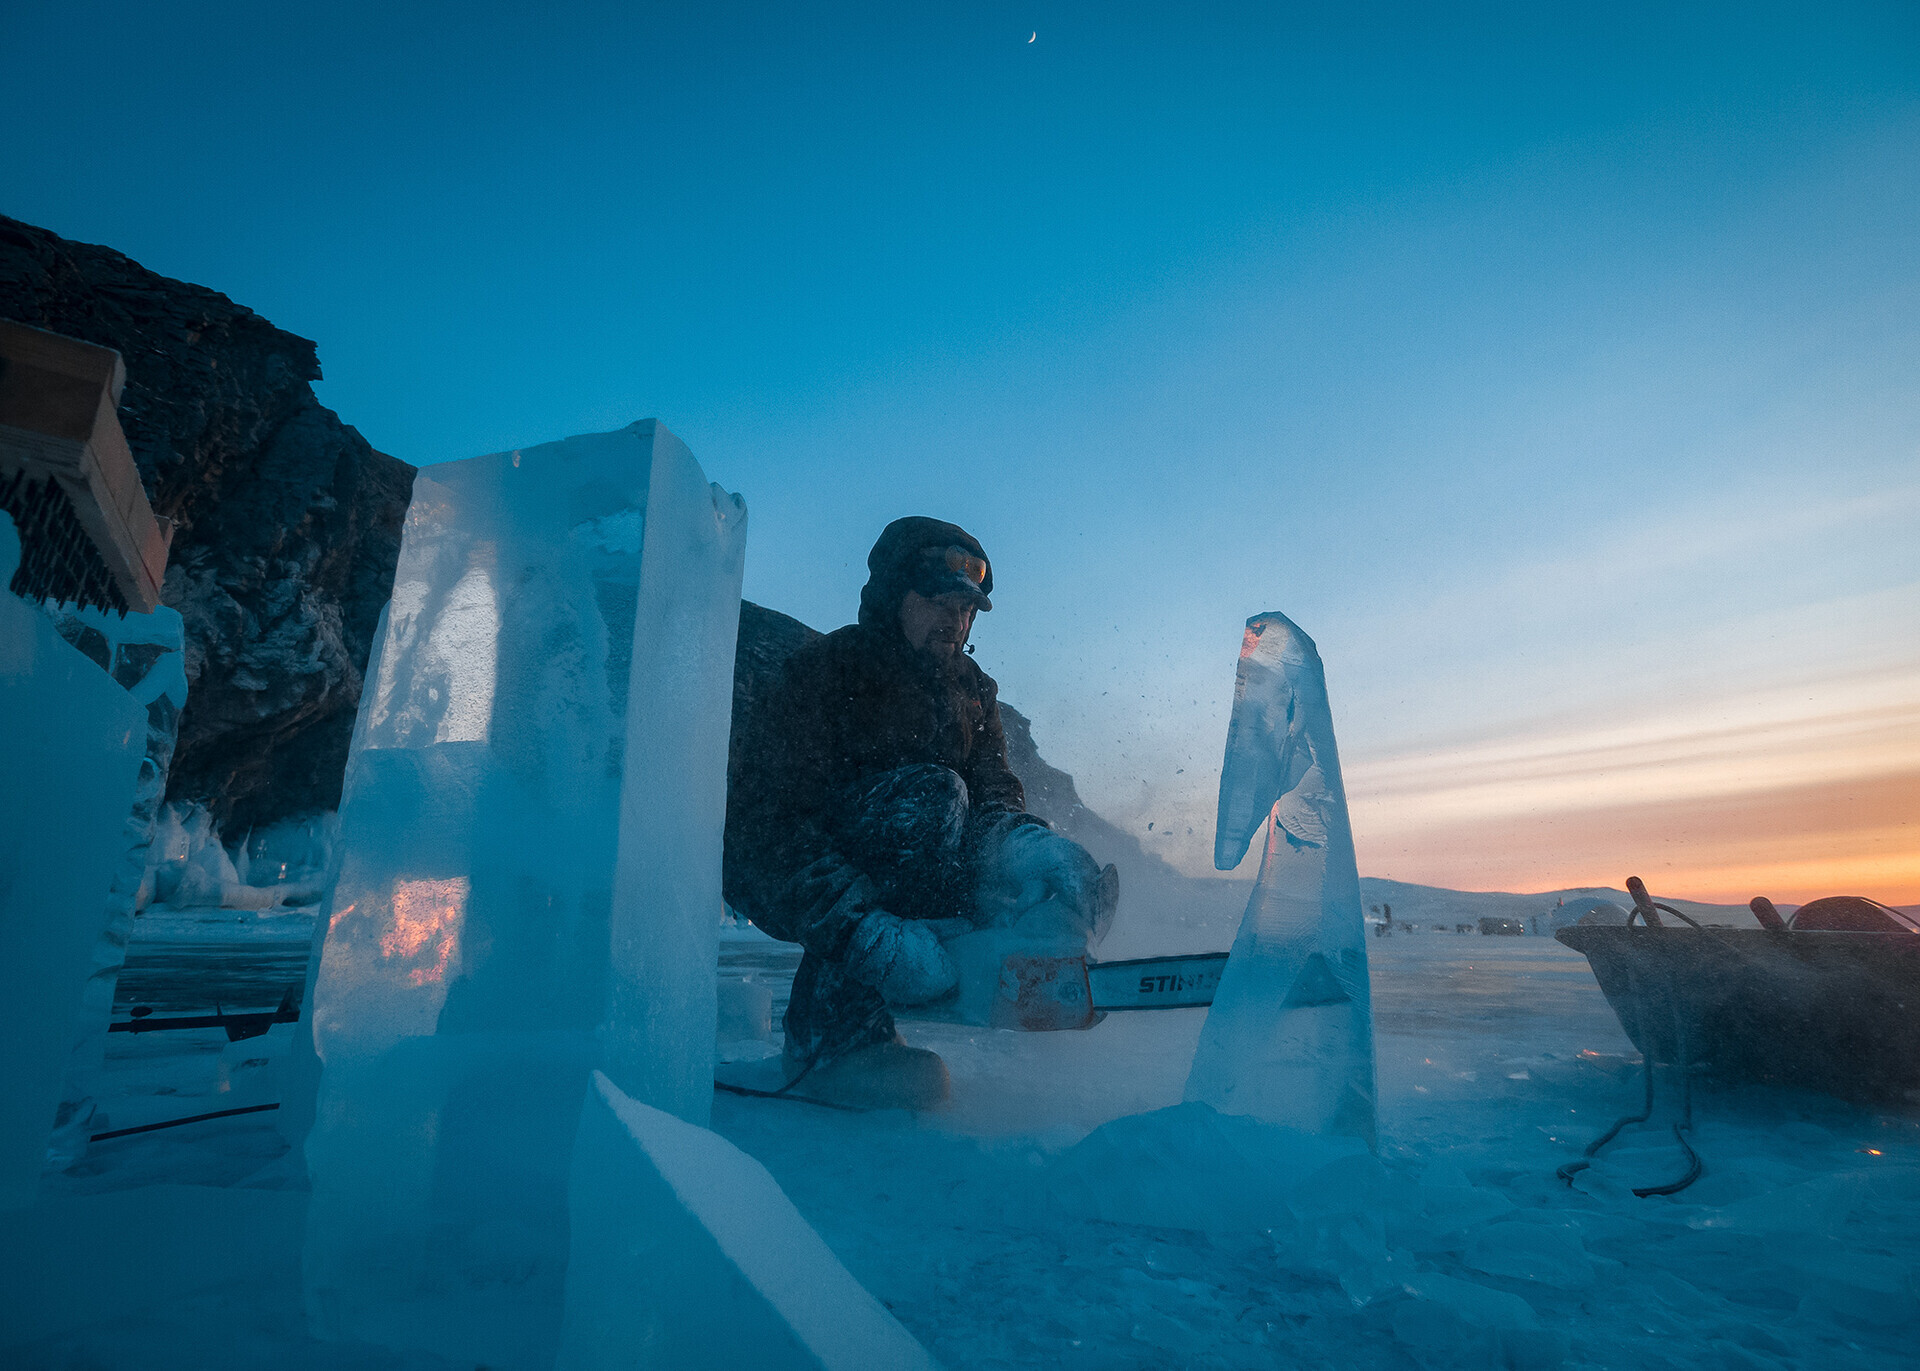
1625, 876, 1664, 927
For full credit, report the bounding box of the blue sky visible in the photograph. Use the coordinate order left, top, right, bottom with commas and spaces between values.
7, 1, 1917, 897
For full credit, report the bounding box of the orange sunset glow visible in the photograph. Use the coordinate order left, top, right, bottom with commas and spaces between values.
384, 877, 469, 987
1348, 667, 1920, 904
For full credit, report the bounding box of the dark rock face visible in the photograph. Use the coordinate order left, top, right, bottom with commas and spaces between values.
0, 216, 415, 832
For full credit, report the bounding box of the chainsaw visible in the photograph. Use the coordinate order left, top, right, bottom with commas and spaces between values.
900, 947, 1230, 1032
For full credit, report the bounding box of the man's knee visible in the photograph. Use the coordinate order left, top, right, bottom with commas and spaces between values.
844, 766, 969, 850
852, 763, 968, 820
834, 765, 971, 901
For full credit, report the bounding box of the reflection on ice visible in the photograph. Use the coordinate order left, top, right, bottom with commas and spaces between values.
383, 876, 468, 988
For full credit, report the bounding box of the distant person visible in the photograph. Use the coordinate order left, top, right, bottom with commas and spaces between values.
724, 517, 1115, 1108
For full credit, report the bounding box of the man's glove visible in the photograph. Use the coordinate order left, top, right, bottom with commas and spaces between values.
978, 822, 1119, 945
845, 910, 958, 1006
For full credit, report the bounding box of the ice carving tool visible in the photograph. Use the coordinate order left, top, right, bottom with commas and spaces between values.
983, 949, 1233, 1027
1087, 952, 1229, 1010
907, 949, 1232, 1031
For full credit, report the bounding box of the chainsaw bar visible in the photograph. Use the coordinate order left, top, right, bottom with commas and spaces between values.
1087, 951, 1229, 1011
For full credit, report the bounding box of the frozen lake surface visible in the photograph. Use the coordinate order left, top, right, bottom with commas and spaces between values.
20, 920, 1920, 1369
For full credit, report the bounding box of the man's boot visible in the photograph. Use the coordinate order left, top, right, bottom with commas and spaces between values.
796, 1038, 950, 1111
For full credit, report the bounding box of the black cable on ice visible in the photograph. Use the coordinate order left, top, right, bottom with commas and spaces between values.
89, 1102, 281, 1141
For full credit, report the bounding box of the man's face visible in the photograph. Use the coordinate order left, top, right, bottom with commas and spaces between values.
898, 589, 977, 660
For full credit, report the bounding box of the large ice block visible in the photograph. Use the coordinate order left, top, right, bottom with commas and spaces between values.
0, 514, 146, 1208
558, 1071, 940, 1371
296, 422, 746, 1367
1183, 612, 1377, 1146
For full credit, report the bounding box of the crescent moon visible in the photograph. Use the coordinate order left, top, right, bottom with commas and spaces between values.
1029, 32, 1037, 42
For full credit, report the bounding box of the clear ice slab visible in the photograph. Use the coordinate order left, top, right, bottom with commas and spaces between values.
295, 422, 746, 1367
1183, 612, 1377, 1146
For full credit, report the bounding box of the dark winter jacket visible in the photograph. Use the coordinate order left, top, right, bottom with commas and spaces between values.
723, 520, 1030, 956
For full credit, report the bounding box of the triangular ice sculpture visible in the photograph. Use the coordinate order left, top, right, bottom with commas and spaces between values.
1184, 612, 1377, 1147
298, 422, 746, 1368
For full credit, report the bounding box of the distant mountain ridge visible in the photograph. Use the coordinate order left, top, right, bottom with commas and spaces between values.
1357, 878, 1918, 930
1356, 877, 1764, 931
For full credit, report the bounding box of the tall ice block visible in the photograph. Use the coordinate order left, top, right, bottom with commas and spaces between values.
1184, 612, 1377, 1147
297, 422, 746, 1368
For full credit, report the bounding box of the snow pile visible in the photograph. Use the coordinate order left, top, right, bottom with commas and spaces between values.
1046, 1100, 1369, 1232
1047, 1104, 1569, 1367
559, 1071, 939, 1370
1186, 611, 1377, 1144
1558, 897, 1630, 929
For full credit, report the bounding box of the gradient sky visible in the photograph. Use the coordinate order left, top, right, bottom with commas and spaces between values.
6, 2, 1916, 902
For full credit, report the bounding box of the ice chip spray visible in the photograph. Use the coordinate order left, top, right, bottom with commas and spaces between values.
1184, 612, 1377, 1147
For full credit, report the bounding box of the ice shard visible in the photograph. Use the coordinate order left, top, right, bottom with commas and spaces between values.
559, 1071, 940, 1371
295, 422, 746, 1368
49, 603, 188, 1114
1183, 612, 1376, 1146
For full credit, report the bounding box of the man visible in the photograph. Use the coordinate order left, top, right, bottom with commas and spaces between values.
724, 517, 1115, 1108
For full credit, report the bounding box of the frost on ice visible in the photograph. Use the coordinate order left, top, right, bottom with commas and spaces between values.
1184, 611, 1377, 1146
293, 422, 747, 1367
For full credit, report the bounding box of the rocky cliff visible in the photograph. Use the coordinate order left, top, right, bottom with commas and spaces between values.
0, 216, 415, 832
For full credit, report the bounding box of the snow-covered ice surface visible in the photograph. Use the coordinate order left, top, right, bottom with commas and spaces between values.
1185, 612, 1376, 1143
711, 932, 1920, 1371
11, 921, 1920, 1369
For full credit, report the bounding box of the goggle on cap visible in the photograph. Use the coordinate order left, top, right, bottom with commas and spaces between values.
909, 544, 993, 611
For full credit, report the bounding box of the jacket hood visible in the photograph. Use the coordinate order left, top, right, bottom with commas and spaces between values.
857, 517, 993, 632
